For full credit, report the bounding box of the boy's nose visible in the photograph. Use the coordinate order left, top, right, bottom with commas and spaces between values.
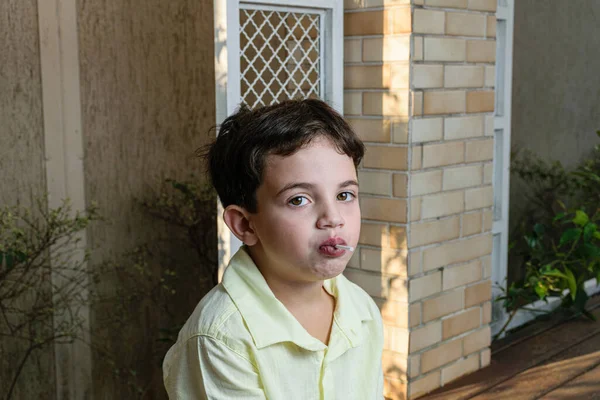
316, 203, 345, 229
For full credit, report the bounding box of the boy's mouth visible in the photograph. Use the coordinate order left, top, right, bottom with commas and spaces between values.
318, 237, 349, 257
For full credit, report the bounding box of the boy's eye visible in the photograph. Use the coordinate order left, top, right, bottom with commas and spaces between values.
289, 196, 309, 207
337, 192, 355, 202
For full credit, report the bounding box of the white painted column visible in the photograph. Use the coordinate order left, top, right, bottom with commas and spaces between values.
37, 0, 92, 397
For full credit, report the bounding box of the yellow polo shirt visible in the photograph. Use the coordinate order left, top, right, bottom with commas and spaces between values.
163, 247, 384, 399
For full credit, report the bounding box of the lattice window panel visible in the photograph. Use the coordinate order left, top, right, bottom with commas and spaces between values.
239, 8, 322, 108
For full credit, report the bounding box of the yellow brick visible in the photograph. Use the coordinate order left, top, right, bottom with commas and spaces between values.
409, 354, 421, 378
485, 115, 494, 136
466, 138, 494, 162
412, 91, 424, 117
390, 64, 411, 89
481, 255, 492, 279
344, 10, 385, 36
359, 222, 389, 247
382, 350, 408, 383
442, 307, 480, 339
363, 36, 410, 62
345, 65, 387, 89
465, 186, 493, 210
381, 299, 409, 328
412, 143, 423, 170
424, 90, 466, 115
410, 216, 460, 248
445, 65, 485, 88
421, 191, 464, 219
358, 170, 392, 195
441, 354, 479, 385
413, 9, 445, 35
408, 250, 422, 276
444, 115, 484, 139
348, 118, 391, 143
393, 173, 408, 197
443, 165, 482, 191
362, 247, 407, 276
363, 91, 410, 116
424, 234, 492, 271
393, 119, 410, 143
344, 268, 385, 298
483, 162, 493, 184
411, 170, 443, 196
348, 249, 361, 268
389, 276, 409, 301
411, 197, 422, 222
410, 302, 422, 327
386, 7, 412, 35
409, 321, 442, 352
443, 260, 482, 290
421, 339, 462, 373
409, 271, 442, 301
424, 38, 466, 62
423, 288, 464, 322
412, 117, 443, 143
409, 371, 442, 399
467, 40, 496, 63
413, 36, 424, 61
361, 196, 407, 223
484, 66, 495, 87
422, 141, 465, 168
468, 0, 496, 12
482, 300, 491, 324
363, 145, 408, 170
344, 91, 362, 115
467, 90, 495, 113
482, 209, 493, 231
446, 12, 485, 37
384, 324, 410, 354
481, 348, 491, 367
465, 280, 491, 307
486, 15, 496, 38
413, 64, 444, 89
462, 325, 491, 355
462, 211, 482, 236
344, 39, 361, 63
425, 0, 467, 8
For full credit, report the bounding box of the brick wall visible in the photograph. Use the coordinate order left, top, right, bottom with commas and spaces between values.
343, 0, 496, 398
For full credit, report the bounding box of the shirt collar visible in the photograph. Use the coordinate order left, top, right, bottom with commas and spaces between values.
222, 247, 373, 351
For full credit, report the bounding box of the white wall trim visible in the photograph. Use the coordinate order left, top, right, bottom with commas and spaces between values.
37, 0, 92, 397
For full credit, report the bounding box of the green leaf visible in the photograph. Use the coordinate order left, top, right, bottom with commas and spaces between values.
584, 223, 598, 242
560, 228, 582, 247
534, 281, 548, 299
596, 130, 600, 138
582, 309, 597, 321
553, 212, 566, 222
573, 210, 589, 227
542, 268, 568, 280
594, 231, 600, 240
534, 223, 546, 236
564, 267, 577, 301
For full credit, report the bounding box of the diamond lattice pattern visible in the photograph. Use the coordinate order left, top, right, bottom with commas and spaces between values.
240, 9, 321, 108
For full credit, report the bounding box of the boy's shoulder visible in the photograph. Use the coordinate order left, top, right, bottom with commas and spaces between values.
176, 282, 252, 347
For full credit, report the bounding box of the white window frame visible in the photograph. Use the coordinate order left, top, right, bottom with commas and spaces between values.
213, 0, 344, 276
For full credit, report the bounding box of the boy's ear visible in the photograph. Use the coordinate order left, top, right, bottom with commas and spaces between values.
223, 205, 258, 246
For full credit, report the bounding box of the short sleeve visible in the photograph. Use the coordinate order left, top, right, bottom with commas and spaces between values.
164, 335, 267, 399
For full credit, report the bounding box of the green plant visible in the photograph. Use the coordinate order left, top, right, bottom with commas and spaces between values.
497, 131, 600, 338
0, 199, 101, 400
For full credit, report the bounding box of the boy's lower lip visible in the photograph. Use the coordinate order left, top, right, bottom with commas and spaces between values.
318, 245, 346, 257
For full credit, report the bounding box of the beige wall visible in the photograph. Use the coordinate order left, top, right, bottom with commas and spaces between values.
509, 0, 600, 282
76, 0, 216, 397
0, 1, 56, 398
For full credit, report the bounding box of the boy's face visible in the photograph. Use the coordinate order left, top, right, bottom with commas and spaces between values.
247, 136, 360, 283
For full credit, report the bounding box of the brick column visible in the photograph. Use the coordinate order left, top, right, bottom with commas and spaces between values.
344, 0, 496, 398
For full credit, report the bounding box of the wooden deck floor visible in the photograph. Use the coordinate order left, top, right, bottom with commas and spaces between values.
421, 296, 600, 399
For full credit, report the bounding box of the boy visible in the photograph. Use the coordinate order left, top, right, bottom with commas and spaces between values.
163, 99, 384, 399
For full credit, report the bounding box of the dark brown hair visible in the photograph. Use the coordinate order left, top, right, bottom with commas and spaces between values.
206, 99, 364, 213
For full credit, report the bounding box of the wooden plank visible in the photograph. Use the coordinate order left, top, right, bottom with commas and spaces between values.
544, 363, 600, 399
471, 333, 600, 399
421, 306, 600, 399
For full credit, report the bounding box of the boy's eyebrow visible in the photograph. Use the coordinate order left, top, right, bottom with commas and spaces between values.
276, 180, 359, 197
